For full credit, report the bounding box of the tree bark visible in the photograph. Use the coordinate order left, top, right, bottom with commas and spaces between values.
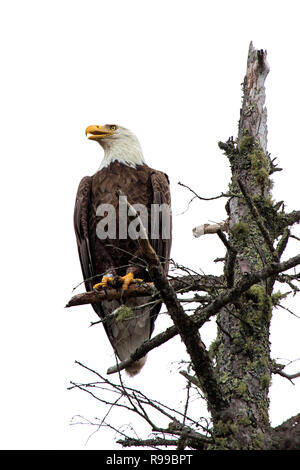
212, 42, 279, 449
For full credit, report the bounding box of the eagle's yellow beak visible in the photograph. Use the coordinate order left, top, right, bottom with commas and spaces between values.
85, 125, 114, 141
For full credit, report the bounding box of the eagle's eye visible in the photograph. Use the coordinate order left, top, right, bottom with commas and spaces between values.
110, 125, 117, 131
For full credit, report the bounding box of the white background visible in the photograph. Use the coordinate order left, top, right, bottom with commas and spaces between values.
0, 0, 299, 450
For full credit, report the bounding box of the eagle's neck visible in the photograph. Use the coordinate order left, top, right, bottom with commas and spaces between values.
99, 136, 145, 170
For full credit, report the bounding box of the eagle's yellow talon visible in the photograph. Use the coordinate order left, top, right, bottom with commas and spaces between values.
93, 275, 114, 290
119, 272, 143, 291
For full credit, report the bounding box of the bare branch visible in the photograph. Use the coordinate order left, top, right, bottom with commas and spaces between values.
274, 369, 300, 383
117, 425, 212, 449
116, 436, 180, 448
277, 272, 300, 295
180, 370, 201, 388
192, 220, 228, 238
280, 210, 300, 228
157, 421, 212, 449
107, 253, 300, 375
178, 181, 235, 201
71, 360, 209, 449
66, 273, 224, 308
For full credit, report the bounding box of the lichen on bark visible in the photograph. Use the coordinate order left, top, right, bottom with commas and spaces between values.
212, 43, 275, 449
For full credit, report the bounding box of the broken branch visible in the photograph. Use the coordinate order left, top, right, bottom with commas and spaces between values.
193, 220, 228, 238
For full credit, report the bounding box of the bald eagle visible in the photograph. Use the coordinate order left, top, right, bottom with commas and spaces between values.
74, 124, 172, 375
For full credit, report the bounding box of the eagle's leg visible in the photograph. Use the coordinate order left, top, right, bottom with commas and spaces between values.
118, 272, 143, 304
118, 272, 143, 292
93, 274, 115, 291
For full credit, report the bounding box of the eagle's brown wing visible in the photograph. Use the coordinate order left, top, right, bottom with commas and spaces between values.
74, 176, 105, 321
150, 170, 172, 274
148, 170, 172, 335
74, 176, 94, 292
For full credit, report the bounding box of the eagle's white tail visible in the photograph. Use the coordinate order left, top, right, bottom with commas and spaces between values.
104, 297, 152, 376
125, 356, 147, 376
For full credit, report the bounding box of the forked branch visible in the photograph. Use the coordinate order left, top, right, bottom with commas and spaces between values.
107, 253, 300, 376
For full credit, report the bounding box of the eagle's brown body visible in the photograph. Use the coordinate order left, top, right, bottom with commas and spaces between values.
74, 159, 171, 375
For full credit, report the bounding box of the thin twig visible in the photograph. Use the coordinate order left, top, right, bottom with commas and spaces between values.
178, 181, 235, 201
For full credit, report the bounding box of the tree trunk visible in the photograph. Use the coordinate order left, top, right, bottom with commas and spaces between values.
212, 43, 280, 450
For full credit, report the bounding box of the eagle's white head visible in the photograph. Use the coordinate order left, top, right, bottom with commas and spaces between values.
85, 123, 145, 170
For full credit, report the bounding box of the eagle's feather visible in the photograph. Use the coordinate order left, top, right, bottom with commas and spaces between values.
74, 125, 171, 375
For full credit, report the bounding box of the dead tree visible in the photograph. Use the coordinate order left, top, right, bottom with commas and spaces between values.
68, 43, 300, 450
